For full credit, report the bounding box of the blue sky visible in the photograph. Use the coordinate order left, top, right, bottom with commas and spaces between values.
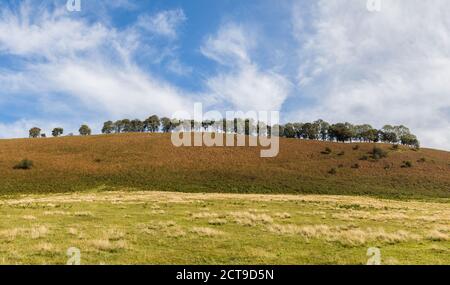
0, 0, 449, 150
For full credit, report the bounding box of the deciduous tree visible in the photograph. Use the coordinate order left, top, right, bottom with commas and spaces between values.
29, 127, 41, 138
52, 127, 64, 137
79, 125, 92, 136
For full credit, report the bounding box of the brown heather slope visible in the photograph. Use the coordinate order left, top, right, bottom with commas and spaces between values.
0, 133, 449, 199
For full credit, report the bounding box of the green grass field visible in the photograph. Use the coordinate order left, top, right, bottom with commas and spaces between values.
0, 189, 448, 265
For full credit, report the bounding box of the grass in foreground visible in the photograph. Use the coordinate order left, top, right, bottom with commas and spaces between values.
0, 189, 448, 265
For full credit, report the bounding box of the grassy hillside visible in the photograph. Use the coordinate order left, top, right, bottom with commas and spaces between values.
0, 133, 449, 198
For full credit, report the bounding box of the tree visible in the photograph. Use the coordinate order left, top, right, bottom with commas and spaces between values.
145, 115, 160, 133
301, 123, 319, 140
234, 118, 245, 134
292, 123, 304, 138
224, 120, 234, 134
101, 121, 114, 134
29, 127, 41, 138
257, 121, 268, 136
130, 119, 145, 132
52, 127, 64, 137
271, 124, 284, 137
354, 124, 373, 142
161, 117, 172, 133
121, 119, 132, 132
244, 119, 256, 136
381, 131, 398, 144
394, 125, 411, 139
400, 134, 420, 148
283, 123, 297, 138
362, 128, 380, 143
79, 125, 92, 136
381, 125, 398, 144
202, 120, 213, 131
314, 119, 330, 141
344, 122, 356, 142
171, 119, 182, 131
328, 123, 353, 142
214, 119, 225, 133
114, 120, 125, 133
193, 120, 203, 132
382, 125, 395, 134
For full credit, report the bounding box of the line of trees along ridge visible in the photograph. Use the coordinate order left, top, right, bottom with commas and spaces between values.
27, 116, 420, 148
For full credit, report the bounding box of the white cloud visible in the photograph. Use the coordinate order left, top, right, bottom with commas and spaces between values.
38, 59, 192, 118
202, 23, 291, 111
0, 3, 194, 133
291, 0, 450, 150
0, 120, 35, 139
201, 23, 253, 66
206, 65, 291, 112
166, 58, 193, 76
0, 5, 109, 59
137, 8, 186, 39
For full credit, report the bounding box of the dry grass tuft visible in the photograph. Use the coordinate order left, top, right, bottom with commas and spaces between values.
30, 226, 49, 239
0, 228, 22, 241
105, 229, 125, 241
67, 227, 78, 236
192, 212, 220, 219
427, 230, 449, 241
266, 224, 302, 235
23, 215, 37, 220
67, 227, 84, 239
91, 239, 128, 252
36, 242, 54, 253
74, 211, 94, 217
266, 224, 421, 246
138, 221, 186, 238
274, 212, 291, 219
190, 227, 224, 237
208, 219, 228, 226
228, 212, 273, 226
44, 210, 69, 216
1, 226, 51, 240
167, 228, 187, 238
140, 221, 176, 231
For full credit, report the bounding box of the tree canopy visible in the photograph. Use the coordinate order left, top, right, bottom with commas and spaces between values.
26, 115, 421, 149
52, 128, 64, 137
29, 127, 41, 138
79, 125, 92, 136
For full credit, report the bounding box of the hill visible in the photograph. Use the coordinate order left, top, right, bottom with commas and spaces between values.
0, 133, 449, 199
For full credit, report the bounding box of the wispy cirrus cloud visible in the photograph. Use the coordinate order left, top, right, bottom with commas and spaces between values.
136, 8, 186, 39
201, 23, 292, 112
0, 2, 194, 136
201, 23, 253, 66
289, 0, 450, 150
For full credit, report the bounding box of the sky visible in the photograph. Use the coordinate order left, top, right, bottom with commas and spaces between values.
0, 0, 449, 150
